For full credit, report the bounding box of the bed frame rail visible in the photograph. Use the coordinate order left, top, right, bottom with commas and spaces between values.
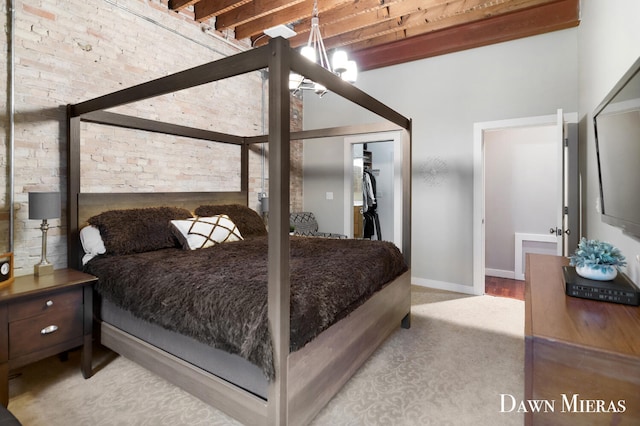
287, 270, 411, 426
99, 270, 410, 426
101, 323, 268, 424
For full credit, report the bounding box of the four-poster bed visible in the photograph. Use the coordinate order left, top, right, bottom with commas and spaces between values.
67, 37, 412, 425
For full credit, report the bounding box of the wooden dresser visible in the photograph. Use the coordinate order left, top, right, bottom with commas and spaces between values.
525, 254, 640, 425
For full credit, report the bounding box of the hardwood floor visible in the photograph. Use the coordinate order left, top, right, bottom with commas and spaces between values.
485, 276, 525, 301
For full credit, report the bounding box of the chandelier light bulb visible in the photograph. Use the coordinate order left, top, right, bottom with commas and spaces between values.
332, 50, 348, 74
341, 60, 358, 83
301, 45, 316, 63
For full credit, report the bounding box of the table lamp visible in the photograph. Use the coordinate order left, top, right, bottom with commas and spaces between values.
29, 192, 60, 276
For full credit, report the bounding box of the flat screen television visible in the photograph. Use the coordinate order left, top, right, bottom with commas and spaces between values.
593, 56, 640, 239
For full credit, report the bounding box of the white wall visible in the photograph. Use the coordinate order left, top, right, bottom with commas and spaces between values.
301, 135, 349, 236
578, 0, 640, 285
304, 29, 578, 292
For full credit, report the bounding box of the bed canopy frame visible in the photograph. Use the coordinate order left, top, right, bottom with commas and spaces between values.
67, 37, 412, 425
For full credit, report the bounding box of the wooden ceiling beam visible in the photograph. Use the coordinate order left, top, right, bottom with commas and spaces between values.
321, 0, 560, 50
303, 1, 429, 47
254, 0, 545, 49
283, 0, 400, 48
249, 0, 475, 47
345, 0, 564, 51
194, 0, 252, 21
237, 0, 354, 41
215, 0, 304, 30
351, 0, 579, 70
168, 0, 199, 11
288, 0, 457, 46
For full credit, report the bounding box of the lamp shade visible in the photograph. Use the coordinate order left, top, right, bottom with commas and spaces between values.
29, 192, 61, 220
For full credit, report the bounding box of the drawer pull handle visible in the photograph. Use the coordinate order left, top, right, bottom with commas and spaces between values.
41, 325, 59, 335
45, 300, 54, 307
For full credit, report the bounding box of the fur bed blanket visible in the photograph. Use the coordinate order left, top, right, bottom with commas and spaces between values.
85, 236, 407, 379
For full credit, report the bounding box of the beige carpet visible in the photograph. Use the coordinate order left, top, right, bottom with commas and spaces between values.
8, 287, 524, 425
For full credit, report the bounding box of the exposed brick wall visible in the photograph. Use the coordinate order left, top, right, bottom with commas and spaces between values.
0, 0, 303, 276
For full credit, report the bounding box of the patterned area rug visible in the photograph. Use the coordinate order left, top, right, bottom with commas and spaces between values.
8, 287, 524, 425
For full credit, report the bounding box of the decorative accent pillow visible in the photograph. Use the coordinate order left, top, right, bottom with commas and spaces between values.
79, 225, 106, 264
194, 204, 267, 238
171, 215, 243, 250
87, 207, 193, 255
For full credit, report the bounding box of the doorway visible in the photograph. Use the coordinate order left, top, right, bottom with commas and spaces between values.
484, 124, 559, 279
473, 110, 579, 295
344, 132, 403, 249
352, 142, 394, 240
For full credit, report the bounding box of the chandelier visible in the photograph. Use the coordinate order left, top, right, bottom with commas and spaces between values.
289, 0, 358, 96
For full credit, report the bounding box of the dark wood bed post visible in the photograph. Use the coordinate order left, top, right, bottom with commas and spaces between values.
267, 37, 291, 426
401, 121, 412, 328
402, 121, 412, 266
67, 106, 82, 271
240, 143, 249, 204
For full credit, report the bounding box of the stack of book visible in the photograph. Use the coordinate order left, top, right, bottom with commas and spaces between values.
562, 266, 640, 306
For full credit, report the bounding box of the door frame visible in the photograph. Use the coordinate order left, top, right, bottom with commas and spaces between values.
344, 131, 403, 249
473, 111, 578, 295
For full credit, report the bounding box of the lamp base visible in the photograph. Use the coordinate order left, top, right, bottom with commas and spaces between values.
34, 263, 54, 276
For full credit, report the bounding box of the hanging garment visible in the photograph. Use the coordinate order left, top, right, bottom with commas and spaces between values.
363, 169, 381, 240
363, 169, 376, 213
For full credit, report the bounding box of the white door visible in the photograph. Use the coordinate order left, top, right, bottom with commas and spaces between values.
550, 108, 565, 255
551, 108, 581, 256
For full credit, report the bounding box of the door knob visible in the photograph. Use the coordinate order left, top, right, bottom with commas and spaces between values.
549, 227, 561, 236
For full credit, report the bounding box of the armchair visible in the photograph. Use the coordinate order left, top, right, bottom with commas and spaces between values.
289, 212, 347, 239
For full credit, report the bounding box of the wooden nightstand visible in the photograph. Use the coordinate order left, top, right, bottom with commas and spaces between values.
0, 268, 97, 407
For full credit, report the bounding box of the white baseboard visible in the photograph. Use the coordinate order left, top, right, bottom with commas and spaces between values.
485, 268, 515, 279
411, 276, 480, 295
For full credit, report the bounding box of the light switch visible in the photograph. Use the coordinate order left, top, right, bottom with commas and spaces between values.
326, 192, 333, 200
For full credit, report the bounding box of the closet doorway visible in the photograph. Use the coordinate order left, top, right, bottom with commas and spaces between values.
344, 132, 403, 248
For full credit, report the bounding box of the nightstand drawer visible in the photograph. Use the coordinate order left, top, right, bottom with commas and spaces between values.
8, 288, 82, 322
9, 304, 83, 359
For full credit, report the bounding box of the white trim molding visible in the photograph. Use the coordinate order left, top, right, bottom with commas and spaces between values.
412, 276, 477, 296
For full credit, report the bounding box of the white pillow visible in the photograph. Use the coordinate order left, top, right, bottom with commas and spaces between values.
171, 215, 243, 250
80, 225, 106, 264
